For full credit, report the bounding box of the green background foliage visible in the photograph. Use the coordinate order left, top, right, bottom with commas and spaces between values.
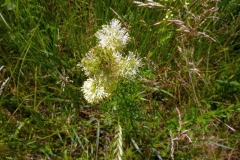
0, 0, 239, 159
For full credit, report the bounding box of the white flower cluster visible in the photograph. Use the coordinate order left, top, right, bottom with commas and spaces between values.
95, 19, 130, 51
80, 19, 141, 104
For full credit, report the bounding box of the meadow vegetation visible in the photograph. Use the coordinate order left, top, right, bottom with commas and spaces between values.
0, 0, 240, 159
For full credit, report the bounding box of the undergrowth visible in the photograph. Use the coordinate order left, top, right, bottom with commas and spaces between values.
0, 0, 239, 159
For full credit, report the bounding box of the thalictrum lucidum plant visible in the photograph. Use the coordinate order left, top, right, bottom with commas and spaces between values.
79, 19, 141, 104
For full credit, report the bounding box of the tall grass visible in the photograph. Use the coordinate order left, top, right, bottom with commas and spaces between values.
0, 0, 239, 159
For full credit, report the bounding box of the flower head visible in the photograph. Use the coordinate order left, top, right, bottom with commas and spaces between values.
81, 78, 110, 104
95, 19, 130, 50
81, 46, 103, 77
119, 52, 142, 79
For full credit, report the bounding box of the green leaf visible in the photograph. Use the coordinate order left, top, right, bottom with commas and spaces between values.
1, 0, 11, 7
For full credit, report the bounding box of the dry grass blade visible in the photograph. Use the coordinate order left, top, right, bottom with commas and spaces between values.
0, 66, 9, 95
133, 0, 164, 8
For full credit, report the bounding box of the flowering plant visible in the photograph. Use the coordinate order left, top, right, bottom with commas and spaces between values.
79, 19, 141, 104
